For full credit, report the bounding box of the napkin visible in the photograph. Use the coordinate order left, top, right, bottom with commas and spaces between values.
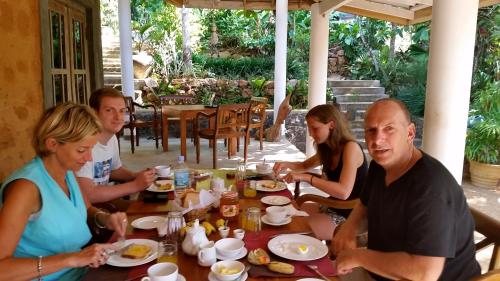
282, 204, 309, 217
170, 189, 217, 215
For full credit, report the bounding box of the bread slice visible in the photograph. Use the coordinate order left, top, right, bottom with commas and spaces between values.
121, 243, 152, 259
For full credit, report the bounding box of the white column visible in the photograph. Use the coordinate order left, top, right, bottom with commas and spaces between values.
118, 0, 135, 97
305, 3, 329, 157
273, 0, 288, 137
422, 0, 479, 183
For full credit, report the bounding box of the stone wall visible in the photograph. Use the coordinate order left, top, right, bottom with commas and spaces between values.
0, 0, 43, 181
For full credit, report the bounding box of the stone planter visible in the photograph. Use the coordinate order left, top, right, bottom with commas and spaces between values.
469, 160, 500, 190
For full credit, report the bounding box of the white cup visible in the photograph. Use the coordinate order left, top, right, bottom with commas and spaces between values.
155, 165, 171, 177
233, 229, 245, 240
218, 226, 230, 238
266, 206, 288, 224
141, 262, 178, 281
197, 241, 216, 267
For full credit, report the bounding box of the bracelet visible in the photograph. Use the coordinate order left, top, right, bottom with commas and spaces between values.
37, 256, 43, 281
94, 209, 109, 229
310, 175, 314, 185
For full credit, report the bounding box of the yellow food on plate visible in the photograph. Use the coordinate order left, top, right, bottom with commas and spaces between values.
297, 245, 309, 254
262, 182, 277, 189
248, 248, 271, 265
121, 243, 152, 259
158, 183, 172, 190
218, 266, 240, 275
267, 261, 295, 274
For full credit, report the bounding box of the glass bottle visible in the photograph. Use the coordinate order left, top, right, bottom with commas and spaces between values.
236, 160, 246, 190
174, 156, 190, 198
219, 191, 240, 221
244, 180, 257, 198
244, 207, 261, 232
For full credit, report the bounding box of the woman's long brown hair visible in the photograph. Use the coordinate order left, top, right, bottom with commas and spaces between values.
306, 104, 355, 169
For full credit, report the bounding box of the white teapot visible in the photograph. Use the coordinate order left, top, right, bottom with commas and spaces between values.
181, 219, 209, 256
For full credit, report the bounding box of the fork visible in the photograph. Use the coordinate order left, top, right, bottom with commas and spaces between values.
307, 264, 332, 281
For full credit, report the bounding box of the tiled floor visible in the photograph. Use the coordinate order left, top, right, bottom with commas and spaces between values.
119, 135, 499, 273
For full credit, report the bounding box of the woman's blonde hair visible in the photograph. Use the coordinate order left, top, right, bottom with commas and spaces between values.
33, 103, 102, 157
306, 104, 355, 168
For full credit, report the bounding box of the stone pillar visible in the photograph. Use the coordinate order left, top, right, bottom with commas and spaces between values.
118, 0, 135, 97
274, 0, 288, 136
305, 3, 329, 157
422, 0, 479, 183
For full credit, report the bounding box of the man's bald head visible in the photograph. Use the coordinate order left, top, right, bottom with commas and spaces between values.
367, 98, 412, 125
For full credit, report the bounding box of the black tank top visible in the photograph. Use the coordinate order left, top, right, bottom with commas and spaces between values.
322, 142, 368, 217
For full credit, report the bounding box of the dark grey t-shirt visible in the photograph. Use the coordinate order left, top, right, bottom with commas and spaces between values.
361, 152, 480, 281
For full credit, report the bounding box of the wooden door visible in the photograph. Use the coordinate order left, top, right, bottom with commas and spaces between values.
48, 0, 90, 104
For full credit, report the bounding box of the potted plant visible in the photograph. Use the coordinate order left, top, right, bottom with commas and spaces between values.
464, 81, 500, 189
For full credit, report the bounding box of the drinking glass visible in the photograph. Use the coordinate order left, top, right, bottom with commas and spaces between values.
157, 240, 178, 264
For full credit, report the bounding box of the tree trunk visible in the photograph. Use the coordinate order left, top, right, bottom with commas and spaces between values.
181, 6, 192, 74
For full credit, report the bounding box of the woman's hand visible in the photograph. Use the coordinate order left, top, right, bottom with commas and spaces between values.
105, 212, 128, 237
281, 172, 308, 183
273, 162, 290, 174
66, 243, 115, 268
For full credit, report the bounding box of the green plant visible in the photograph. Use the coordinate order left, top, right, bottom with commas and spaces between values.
465, 81, 500, 164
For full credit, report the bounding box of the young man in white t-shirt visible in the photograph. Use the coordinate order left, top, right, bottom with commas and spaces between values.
76, 88, 156, 204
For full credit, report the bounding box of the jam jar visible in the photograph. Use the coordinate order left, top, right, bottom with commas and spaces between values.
244, 207, 261, 232
219, 191, 240, 221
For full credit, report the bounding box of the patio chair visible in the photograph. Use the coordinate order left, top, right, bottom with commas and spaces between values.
246, 96, 268, 150
471, 207, 500, 271
121, 96, 160, 153
159, 95, 196, 151
194, 103, 251, 168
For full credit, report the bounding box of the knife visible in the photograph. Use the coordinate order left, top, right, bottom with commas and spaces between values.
269, 231, 313, 239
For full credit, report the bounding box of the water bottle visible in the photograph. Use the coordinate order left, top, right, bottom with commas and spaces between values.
174, 156, 190, 198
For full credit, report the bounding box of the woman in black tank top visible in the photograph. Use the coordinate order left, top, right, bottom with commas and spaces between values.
273, 104, 368, 236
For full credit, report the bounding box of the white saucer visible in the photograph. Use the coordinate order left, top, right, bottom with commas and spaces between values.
216, 247, 248, 261
261, 214, 292, 226
208, 271, 248, 281
176, 274, 186, 281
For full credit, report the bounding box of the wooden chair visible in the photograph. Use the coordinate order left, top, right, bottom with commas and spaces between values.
194, 103, 251, 168
159, 95, 196, 151
471, 207, 500, 271
248, 96, 268, 150
121, 97, 160, 153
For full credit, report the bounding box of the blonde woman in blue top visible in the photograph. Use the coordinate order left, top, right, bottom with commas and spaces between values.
0, 103, 127, 281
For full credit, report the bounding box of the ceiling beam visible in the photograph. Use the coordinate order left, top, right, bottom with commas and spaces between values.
179, 0, 314, 10
319, 0, 354, 15
415, 0, 432, 5
409, 6, 431, 24
479, 0, 500, 8
346, 0, 415, 20
337, 5, 409, 24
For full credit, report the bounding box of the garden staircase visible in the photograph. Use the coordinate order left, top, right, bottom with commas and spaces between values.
328, 79, 388, 149
101, 33, 144, 92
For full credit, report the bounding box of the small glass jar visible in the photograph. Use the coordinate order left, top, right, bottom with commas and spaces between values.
165, 211, 184, 242
219, 191, 240, 221
236, 160, 247, 190
244, 207, 261, 232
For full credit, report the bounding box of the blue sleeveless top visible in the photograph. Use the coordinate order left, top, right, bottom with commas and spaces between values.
0, 157, 91, 281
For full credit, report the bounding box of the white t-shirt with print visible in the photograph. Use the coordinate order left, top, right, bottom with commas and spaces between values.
76, 135, 122, 185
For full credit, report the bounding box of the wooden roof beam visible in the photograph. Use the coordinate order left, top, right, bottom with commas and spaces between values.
319, 0, 354, 15
347, 0, 415, 20
479, 0, 500, 8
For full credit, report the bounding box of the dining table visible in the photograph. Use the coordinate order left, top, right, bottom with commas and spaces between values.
161, 104, 216, 158
83, 170, 340, 281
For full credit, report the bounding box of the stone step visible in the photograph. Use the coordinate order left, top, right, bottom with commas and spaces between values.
104, 77, 146, 91
335, 93, 388, 103
103, 58, 121, 64
327, 79, 380, 87
104, 67, 121, 72
332, 87, 386, 96
103, 50, 121, 56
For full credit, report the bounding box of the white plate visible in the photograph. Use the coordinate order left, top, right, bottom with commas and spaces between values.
267, 234, 328, 261
255, 180, 287, 192
208, 271, 248, 281
106, 239, 158, 267
297, 279, 324, 281
261, 214, 292, 226
261, 195, 291, 206
147, 180, 174, 193
131, 216, 166, 230
216, 247, 248, 261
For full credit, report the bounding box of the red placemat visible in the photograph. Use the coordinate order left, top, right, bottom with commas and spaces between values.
243, 230, 336, 278
259, 188, 293, 199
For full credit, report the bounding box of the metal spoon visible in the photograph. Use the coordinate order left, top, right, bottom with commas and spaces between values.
306, 264, 331, 281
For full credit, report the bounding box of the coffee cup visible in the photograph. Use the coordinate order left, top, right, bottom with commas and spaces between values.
197, 241, 216, 267
141, 262, 178, 281
266, 206, 288, 224
233, 229, 245, 240
256, 163, 272, 174
155, 165, 171, 177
